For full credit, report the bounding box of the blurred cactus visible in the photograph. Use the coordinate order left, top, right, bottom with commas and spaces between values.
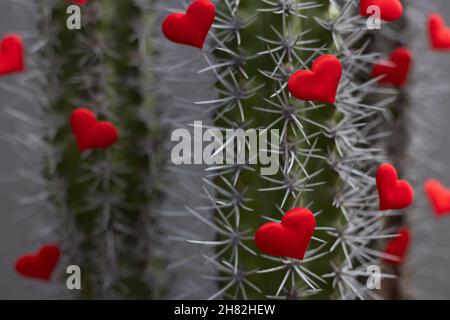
6, 0, 169, 298
181, 0, 406, 300
367, 2, 415, 299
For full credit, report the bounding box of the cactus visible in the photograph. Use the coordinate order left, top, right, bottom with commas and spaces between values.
176, 0, 409, 300
6, 0, 170, 299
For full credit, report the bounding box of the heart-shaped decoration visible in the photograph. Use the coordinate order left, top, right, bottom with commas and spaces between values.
424, 179, 450, 217
15, 244, 61, 281
372, 47, 412, 87
162, 0, 215, 49
70, 108, 118, 152
288, 55, 342, 104
384, 228, 411, 265
360, 0, 403, 22
69, 0, 87, 5
255, 208, 316, 260
0, 34, 25, 76
428, 14, 450, 51
376, 163, 414, 211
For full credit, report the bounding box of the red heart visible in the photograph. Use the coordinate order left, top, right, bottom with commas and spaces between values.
360, 0, 403, 22
68, 0, 87, 5
162, 0, 215, 49
255, 208, 316, 260
424, 179, 450, 217
15, 244, 61, 281
0, 34, 25, 76
372, 47, 412, 87
376, 163, 414, 211
428, 13, 450, 51
70, 108, 118, 152
383, 228, 411, 265
288, 55, 342, 104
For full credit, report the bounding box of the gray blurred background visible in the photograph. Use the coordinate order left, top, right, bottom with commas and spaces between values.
0, 1, 54, 299
403, 0, 450, 299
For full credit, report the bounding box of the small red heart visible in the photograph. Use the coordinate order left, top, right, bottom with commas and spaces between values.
0, 34, 25, 76
360, 0, 403, 22
428, 13, 450, 51
15, 244, 61, 281
376, 163, 414, 211
372, 47, 412, 87
288, 55, 342, 104
255, 208, 316, 260
70, 108, 118, 152
162, 0, 215, 49
383, 228, 411, 265
68, 0, 87, 5
424, 179, 450, 217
